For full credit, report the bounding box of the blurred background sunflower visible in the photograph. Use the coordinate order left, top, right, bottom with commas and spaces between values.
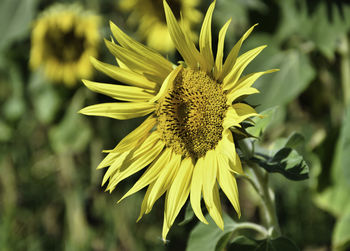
30, 3, 100, 86
1, 0, 350, 250
119, 0, 202, 52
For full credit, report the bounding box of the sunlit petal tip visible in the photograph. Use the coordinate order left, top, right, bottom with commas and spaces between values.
117, 196, 124, 204
162, 229, 170, 244
78, 108, 86, 114
101, 149, 112, 153
104, 38, 115, 50
109, 20, 116, 30
199, 0, 216, 71
237, 208, 242, 218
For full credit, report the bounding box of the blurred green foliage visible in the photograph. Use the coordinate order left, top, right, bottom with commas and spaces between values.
1, 0, 350, 250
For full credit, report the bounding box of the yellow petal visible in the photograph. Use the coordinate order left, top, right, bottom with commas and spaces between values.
118, 148, 172, 202
137, 183, 154, 222
97, 152, 121, 170
109, 21, 173, 73
162, 200, 170, 242
90, 57, 157, 90
150, 65, 183, 103
223, 45, 267, 90
199, 1, 215, 72
163, 157, 194, 240
233, 152, 244, 176
204, 182, 224, 230
82, 79, 155, 102
108, 115, 156, 154
223, 106, 240, 129
226, 87, 259, 104
217, 129, 237, 168
217, 155, 241, 216
105, 39, 167, 83
202, 150, 218, 208
146, 152, 182, 213
214, 19, 231, 80
223, 103, 258, 129
106, 132, 164, 192
232, 103, 258, 122
101, 151, 129, 186
163, 0, 200, 68
79, 102, 156, 120
190, 157, 208, 224
219, 24, 258, 81
229, 69, 279, 91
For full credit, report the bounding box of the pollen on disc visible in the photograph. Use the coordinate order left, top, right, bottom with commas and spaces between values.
156, 68, 228, 159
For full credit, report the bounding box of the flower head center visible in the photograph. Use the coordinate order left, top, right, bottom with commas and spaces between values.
157, 68, 228, 159
44, 25, 86, 62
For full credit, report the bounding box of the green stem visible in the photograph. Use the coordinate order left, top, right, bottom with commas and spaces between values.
58, 153, 89, 248
249, 164, 281, 238
339, 36, 350, 106
233, 222, 269, 238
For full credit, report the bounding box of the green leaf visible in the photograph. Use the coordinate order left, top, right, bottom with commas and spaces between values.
275, 0, 350, 60
255, 237, 299, 251
274, 0, 309, 44
246, 107, 279, 138
333, 212, 350, 250
305, 3, 350, 60
285, 133, 305, 150
49, 89, 92, 154
0, 120, 12, 142
186, 214, 238, 251
226, 235, 259, 251
0, 0, 38, 52
314, 106, 350, 250
251, 131, 309, 181
2, 64, 25, 121
285, 132, 305, 155
244, 34, 315, 110
253, 147, 309, 181
215, 232, 234, 251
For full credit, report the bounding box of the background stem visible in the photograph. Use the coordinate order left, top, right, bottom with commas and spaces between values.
246, 163, 281, 238
340, 36, 350, 106
233, 222, 269, 238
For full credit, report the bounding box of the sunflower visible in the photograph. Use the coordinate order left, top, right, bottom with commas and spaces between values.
119, 0, 201, 53
80, 0, 277, 241
30, 3, 100, 86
